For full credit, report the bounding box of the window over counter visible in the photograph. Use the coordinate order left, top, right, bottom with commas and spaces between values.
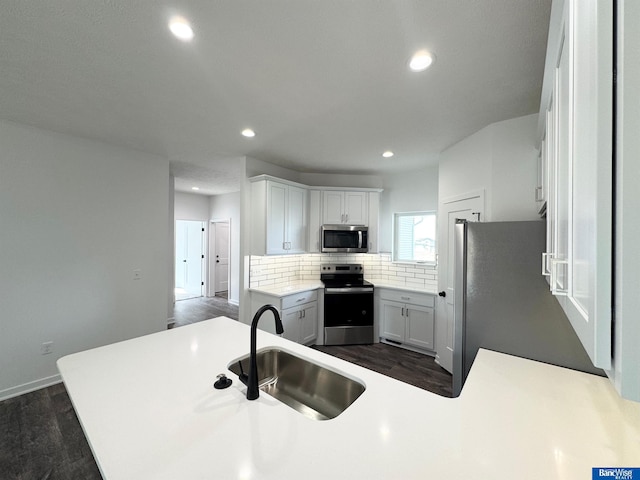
393, 212, 437, 264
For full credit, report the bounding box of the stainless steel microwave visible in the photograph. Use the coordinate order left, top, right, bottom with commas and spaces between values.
321, 225, 368, 253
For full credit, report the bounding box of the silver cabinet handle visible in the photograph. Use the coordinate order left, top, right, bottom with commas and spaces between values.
550, 257, 568, 296
401, 307, 405, 317
401, 296, 410, 301
542, 252, 552, 276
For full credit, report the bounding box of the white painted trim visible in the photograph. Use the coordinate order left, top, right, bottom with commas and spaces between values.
0, 374, 62, 402
440, 189, 485, 206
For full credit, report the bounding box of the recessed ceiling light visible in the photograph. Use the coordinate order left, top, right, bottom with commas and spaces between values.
382, 151, 394, 158
409, 50, 435, 72
169, 17, 194, 42
241, 128, 256, 138
191, 186, 200, 191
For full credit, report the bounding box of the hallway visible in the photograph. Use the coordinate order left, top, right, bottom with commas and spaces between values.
169, 292, 239, 329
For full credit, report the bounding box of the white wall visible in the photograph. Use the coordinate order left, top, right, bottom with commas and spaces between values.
210, 192, 241, 304
0, 120, 170, 400
490, 115, 540, 220
438, 123, 493, 213
379, 167, 439, 252
174, 192, 210, 221
300, 172, 383, 189
245, 157, 301, 183
439, 114, 539, 221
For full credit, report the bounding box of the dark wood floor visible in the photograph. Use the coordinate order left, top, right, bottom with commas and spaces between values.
1, 296, 451, 479
0, 382, 101, 480
1, 294, 238, 480
314, 343, 453, 398
169, 291, 239, 328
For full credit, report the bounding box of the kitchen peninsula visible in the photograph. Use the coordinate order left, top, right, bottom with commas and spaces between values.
58, 317, 640, 480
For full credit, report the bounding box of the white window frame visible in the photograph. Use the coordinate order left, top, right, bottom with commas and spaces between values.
392, 211, 437, 266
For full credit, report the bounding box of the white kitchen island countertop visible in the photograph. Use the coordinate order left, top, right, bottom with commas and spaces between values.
57, 317, 640, 480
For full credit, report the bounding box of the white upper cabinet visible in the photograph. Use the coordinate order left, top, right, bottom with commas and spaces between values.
539, 0, 612, 370
308, 188, 381, 252
251, 177, 307, 255
322, 191, 368, 225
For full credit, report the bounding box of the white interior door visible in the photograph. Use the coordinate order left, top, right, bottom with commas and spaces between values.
435, 192, 484, 373
175, 220, 204, 300
214, 222, 229, 293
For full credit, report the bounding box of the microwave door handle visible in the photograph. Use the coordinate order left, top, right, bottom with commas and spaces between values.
358, 230, 363, 249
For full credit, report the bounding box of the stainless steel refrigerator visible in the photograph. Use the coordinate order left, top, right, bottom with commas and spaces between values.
452, 220, 603, 397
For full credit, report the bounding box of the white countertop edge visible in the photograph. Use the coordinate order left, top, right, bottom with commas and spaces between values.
367, 280, 437, 295
249, 280, 435, 296
248, 281, 324, 296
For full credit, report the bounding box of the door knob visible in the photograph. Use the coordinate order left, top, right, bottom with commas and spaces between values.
438, 291, 446, 297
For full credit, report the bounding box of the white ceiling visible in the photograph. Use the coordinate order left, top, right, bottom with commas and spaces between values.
0, 1, 551, 195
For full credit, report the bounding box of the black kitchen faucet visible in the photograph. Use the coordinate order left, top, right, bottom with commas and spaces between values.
241, 304, 284, 400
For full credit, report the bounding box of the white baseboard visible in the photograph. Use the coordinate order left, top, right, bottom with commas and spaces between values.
0, 374, 62, 402
228, 299, 239, 306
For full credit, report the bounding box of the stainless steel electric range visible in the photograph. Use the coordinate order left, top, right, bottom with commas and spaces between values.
320, 264, 374, 345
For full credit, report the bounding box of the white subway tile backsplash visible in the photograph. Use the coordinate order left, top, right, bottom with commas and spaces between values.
249, 253, 438, 290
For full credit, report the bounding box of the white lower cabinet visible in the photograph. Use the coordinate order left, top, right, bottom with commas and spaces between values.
250, 290, 318, 346
378, 289, 435, 352
282, 302, 317, 345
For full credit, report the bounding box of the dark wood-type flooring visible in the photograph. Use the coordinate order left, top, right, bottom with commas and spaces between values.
169, 291, 239, 328
2, 295, 451, 479
314, 343, 453, 398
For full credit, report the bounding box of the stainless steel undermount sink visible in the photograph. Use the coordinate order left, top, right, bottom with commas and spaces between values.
228, 348, 365, 421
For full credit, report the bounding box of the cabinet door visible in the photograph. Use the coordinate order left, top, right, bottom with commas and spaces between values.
322, 191, 344, 224
367, 191, 379, 252
287, 185, 307, 253
543, 102, 556, 279
405, 305, 434, 350
281, 308, 302, 343
544, 0, 612, 369
300, 303, 318, 345
552, 7, 570, 295
308, 190, 321, 252
562, 0, 612, 369
380, 300, 405, 342
344, 192, 367, 225
266, 181, 287, 254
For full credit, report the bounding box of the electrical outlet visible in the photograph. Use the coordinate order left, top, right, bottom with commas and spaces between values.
41, 341, 53, 355
133, 269, 142, 280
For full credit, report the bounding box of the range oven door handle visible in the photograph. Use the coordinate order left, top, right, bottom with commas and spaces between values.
325, 287, 374, 294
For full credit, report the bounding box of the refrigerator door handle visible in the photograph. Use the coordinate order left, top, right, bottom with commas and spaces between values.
452, 220, 467, 397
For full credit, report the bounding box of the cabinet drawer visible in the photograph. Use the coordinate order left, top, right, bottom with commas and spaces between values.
282, 290, 318, 310
378, 289, 434, 307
